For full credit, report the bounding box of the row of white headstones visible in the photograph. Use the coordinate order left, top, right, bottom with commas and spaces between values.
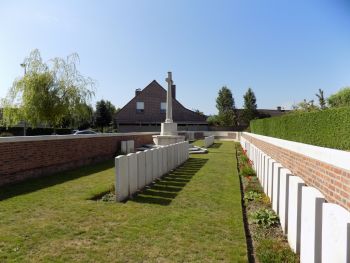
115, 141, 190, 201
204, 135, 214, 148
241, 139, 350, 263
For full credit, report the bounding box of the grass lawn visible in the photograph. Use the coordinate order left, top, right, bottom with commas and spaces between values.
0, 141, 247, 262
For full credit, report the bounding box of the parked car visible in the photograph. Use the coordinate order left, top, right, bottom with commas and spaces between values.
73, 130, 97, 135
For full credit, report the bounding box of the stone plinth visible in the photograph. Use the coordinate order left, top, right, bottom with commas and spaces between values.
161, 122, 178, 136
153, 134, 185, 146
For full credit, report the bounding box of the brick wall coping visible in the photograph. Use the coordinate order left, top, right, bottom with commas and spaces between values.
183, 131, 238, 136
244, 132, 350, 171
0, 130, 238, 144
0, 132, 159, 144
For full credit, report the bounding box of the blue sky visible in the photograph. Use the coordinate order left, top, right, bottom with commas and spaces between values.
0, 0, 349, 114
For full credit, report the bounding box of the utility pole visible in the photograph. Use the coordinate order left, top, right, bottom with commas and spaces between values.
20, 63, 27, 136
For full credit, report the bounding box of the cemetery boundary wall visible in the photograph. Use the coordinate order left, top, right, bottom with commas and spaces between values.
0, 132, 156, 187
241, 132, 350, 210
0, 131, 237, 187
240, 132, 350, 262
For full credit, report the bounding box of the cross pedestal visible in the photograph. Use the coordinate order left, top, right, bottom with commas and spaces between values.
153, 71, 185, 146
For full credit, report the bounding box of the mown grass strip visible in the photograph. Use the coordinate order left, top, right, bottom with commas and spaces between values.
0, 141, 247, 262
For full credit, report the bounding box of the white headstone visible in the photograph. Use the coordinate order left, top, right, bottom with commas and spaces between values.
151, 149, 158, 180
121, 141, 127, 154
267, 158, 275, 200
167, 145, 172, 172
127, 140, 134, 153
115, 155, 129, 201
171, 144, 175, 170
322, 203, 350, 263
256, 149, 260, 178
182, 142, 186, 163
259, 152, 264, 181
162, 146, 168, 174
177, 143, 181, 166
136, 151, 146, 189
158, 147, 163, 177
264, 155, 271, 195
272, 163, 283, 214
127, 153, 138, 196
261, 154, 266, 186
279, 167, 292, 234
185, 141, 189, 160
145, 150, 153, 184
252, 147, 256, 170
287, 176, 305, 253
300, 186, 325, 263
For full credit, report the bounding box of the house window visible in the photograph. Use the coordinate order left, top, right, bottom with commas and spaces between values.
160, 102, 166, 113
136, 102, 144, 113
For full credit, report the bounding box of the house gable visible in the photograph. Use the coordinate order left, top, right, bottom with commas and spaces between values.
115, 80, 207, 124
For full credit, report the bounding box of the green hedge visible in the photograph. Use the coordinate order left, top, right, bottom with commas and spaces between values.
250, 107, 350, 150
0, 127, 72, 136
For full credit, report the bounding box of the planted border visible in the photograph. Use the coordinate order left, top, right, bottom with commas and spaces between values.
236, 143, 299, 263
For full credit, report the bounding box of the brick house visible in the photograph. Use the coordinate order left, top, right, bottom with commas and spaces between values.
115, 80, 208, 132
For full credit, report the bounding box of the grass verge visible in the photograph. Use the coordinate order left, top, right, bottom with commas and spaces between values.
0, 141, 247, 262
236, 143, 299, 263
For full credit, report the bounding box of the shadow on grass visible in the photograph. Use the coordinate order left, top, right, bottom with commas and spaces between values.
131, 158, 208, 206
208, 142, 223, 149
0, 160, 114, 201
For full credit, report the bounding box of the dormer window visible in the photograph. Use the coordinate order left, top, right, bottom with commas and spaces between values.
160, 102, 166, 113
136, 102, 144, 113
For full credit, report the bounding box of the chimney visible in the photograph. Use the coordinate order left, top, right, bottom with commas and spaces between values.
277, 106, 282, 111
171, 84, 176, 99
135, 88, 141, 97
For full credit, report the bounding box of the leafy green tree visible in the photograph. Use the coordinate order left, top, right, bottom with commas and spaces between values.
95, 100, 117, 131
63, 103, 94, 130
215, 86, 236, 126
207, 115, 220, 126
192, 109, 205, 116
327, 87, 350, 107
242, 88, 258, 123
1, 49, 95, 131
316, 89, 326, 109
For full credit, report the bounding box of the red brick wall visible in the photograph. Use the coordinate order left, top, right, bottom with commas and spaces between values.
242, 133, 350, 211
0, 134, 155, 186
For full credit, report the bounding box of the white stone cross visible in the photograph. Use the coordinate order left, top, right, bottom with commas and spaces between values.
165, 71, 173, 123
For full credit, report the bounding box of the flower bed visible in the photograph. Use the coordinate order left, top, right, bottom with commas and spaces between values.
236, 144, 299, 263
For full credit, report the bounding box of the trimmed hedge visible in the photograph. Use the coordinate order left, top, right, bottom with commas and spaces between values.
250, 107, 350, 150
0, 127, 72, 136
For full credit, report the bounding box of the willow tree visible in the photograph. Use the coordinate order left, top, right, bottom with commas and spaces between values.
1, 49, 95, 131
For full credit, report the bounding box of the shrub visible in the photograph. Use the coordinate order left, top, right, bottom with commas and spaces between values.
244, 191, 262, 202
0, 132, 14, 137
101, 192, 115, 202
239, 154, 249, 164
328, 87, 350, 107
250, 107, 350, 150
240, 165, 256, 177
251, 209, 279, 228
256, 239, 298, 263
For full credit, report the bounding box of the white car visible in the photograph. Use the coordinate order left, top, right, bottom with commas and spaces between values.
73, 130, 97, 135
